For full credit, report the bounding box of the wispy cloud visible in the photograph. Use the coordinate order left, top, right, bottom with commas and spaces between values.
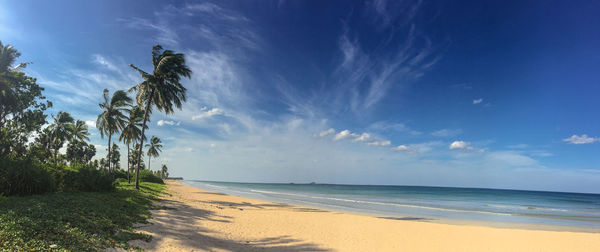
192, 108, 224, 120
318, 128, 335, 137
392, 145, 410, 151
333, 130, 354, 141
449, 140, 484, 152
157, 120, 179, 126
563, 134, 599, 144
473, 98, 483, 104
431, 128, 462, 137
367, 140, 391, 146
353, 133, 371, 142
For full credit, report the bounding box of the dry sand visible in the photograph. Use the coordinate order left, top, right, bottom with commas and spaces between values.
127, 180, 600, 251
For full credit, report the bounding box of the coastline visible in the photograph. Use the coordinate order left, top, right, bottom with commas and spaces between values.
130, 180, 600, 251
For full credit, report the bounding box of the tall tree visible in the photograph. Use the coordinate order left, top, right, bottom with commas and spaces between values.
145, 136, 162, 171
119, 106, 145, 183
71, 120, 90, 143
110, 143, 120, 170
49, 111, 74, 166
96, 89, 131, 173
161, 164, 169, 179
0, 41, 50, 157
129, 44, 191, 189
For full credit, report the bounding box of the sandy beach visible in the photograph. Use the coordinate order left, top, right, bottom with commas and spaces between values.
128, 181, 600, 251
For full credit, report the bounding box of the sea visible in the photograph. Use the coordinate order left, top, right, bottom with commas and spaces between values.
182, 180, 600, 229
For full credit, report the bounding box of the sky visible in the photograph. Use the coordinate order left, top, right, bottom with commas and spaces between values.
2, 0, 600, 193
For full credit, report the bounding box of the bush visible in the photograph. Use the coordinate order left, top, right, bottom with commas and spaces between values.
0, 157, 56, 196
61, 165, 115, 192
139, 169, 164, 184
114, 169, 128, 180
114, 177, 128, 184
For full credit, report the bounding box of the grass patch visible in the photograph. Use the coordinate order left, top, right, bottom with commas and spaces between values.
0, 181, 166, 251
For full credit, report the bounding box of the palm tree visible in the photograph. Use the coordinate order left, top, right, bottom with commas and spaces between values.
161, 164, 169, 179
71, 120, 90, 143
96, 89, 132, 173
129, 44, 191, 189
50, 111, 74, 166
120, 106, 145, 183
145, 136, 162, 171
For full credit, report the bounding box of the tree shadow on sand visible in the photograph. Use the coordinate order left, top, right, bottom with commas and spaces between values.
132, 196, 331, 251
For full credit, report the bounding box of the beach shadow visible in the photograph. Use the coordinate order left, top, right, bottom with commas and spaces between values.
132, 185, 331, 251
194, 191, 227, 196
378, 216, 434, 222
198, 200, 291, 210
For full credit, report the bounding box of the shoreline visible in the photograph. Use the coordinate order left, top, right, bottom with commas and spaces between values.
181, 180, 600, 233
130, 180, 600, 251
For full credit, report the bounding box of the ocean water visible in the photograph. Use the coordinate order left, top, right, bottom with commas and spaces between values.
182, 180, 600, 229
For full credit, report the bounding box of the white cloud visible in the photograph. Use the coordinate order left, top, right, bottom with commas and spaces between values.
319, 128, 335, 137
92, 54, 119, 72
392, 145, 410, 151
563, 134, 599, 144
85, 120, 96, 128
367, 140, 391, 146
473, 98, 483, 104
449, 140, 468, 150
449, 140, 484, 152
157, 120, 177, 126
333, 130, 353, 141
353, 133, 371, 142
192, 108, 224, 120
431, 129, 462, 137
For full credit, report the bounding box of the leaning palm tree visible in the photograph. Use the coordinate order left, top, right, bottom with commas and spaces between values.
119, 106, 145, 183
50, 111, 74, 166
145, 136, 162, 171
129, 44, 191, 189
96, 89, 132, 173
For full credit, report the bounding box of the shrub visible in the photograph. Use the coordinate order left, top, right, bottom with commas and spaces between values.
114, 178, 128, 184
139, 169, 164, 184
0, 157, 56, 196
61, 165, 115, 192
114, 169, 128, 180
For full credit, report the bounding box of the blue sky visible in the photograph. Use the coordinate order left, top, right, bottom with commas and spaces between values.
2, 0, 600, 193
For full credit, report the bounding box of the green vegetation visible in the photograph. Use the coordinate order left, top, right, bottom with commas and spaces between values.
145, 136, 162, 172
0, 40, 190, 250
129, 45, 191, 189
138, 169, 164, 184
0, 181, 166, 251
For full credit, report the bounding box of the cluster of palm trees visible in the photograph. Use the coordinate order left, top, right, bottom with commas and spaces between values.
97, 45, 191, 189
30, 111, 95, 166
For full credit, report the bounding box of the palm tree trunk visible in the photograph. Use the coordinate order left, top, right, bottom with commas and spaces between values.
148, 156, 151, 171
136, 91, 153, 190
127, 143, 130, 183
107, 133, 112, 173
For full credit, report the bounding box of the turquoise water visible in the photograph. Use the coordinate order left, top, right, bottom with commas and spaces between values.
182, 180, 600, 229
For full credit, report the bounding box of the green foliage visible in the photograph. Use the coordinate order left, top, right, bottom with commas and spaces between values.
113, 169, 128, 180
130, 44, 191, 189
61, 165, 115, 192
0, 181, 165, 251
0, 41, 51, 157
139, 169, 164, 184
0, 157, 55, 196
66, 140, 96, 165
